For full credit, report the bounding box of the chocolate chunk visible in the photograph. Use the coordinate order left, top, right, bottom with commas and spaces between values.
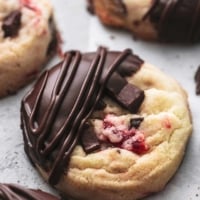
106, 72, 144, 113
117, 84, 145, 113
117, 55, 144, 77
2, 10, 22, 37
106, 72, 127, 94
130, 117, 144, 129
81, 126, 101, 153
195, 66, 200, 95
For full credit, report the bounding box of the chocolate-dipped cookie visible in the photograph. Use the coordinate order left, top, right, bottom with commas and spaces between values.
0, 0, 57, 97
0, 183, 60, 200
21, 48, 192, 200
88, 0, 200, 43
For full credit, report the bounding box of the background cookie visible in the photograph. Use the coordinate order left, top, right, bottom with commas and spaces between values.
21, 48, 192, 200
0, 0, 57, 97
88, 0, 200, 43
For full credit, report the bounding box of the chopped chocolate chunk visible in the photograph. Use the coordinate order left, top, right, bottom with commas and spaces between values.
117, 55, 144, 77
130, 117, 144, 129
2, 10, 22, 38
81, 126, 101, 153
117, 84, 145, 113
107, 72, 127, 95
195, 66, 200, 95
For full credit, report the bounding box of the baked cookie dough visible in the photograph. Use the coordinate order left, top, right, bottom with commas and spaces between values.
88, 0, 200, 42
0, 0, 57, 97
21, 48, 192, 200
0, 183, 59, 200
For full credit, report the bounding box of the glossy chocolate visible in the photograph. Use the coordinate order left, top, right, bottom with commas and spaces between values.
2, 10, 22, 37
0, 184, 59, 200
145, 0, 200, 42
21, 48, 144, 185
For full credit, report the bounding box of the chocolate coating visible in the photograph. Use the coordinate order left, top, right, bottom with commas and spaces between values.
21, 48, 144, 185
145, 0, 200, 42
0, 184, 59, 200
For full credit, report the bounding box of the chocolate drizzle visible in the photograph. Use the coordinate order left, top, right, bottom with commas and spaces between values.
144, 0, 200, 42
0, 184, 59, 200
21, 48, 144, 185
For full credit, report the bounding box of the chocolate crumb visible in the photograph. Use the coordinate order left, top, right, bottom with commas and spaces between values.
194, 66, 200, 95
130, 117, 144, 129
2, 10, 22, 37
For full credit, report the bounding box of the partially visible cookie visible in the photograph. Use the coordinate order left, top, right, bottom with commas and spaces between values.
0, 0, 57, 97
88, 0, 200, 42
21, 48, 192, 200
0, 183, 60, 200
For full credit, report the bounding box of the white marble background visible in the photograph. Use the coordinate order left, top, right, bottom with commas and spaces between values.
0, 0, 200, 199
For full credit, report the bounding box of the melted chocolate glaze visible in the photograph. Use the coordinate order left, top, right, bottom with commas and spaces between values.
0, 184, 59, 200
21, 48, 144, 185
145, 0, 200, 42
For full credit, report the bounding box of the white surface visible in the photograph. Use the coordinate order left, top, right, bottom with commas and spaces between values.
0, 0, 200, 199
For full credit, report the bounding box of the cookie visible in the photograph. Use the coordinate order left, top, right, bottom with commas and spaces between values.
88, 0, 200, 42
0, 183, 59, 200
0, 0, 57, 97
21, 47, 192, 200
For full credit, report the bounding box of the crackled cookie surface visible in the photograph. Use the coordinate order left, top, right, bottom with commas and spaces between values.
21, 48, 192, 200
88, 0, 200, 42
0, 183, 60, 200
0, 0, 57, 97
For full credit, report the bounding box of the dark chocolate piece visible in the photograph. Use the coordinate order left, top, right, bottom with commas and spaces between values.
116, 84, 144, 113
117, 55, 143, 77
2, 10, 22, 38
144, 0, 200, 42
81, 126, 101, 153
195, 66, 200, 95
0, 183, 60, 200
130, 117, 144, 129
21, 48, 144, 185
106, 72, 127, 95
